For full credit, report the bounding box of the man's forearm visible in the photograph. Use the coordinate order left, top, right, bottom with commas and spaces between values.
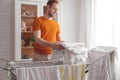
35, 37, 64, 50
35, 37, 54, 47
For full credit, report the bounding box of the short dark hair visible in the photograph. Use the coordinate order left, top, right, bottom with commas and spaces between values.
47, 0, 59, 7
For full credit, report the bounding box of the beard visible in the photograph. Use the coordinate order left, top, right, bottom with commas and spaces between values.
48, 12, 56, 17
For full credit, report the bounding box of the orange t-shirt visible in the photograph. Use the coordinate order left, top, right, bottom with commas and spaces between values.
32, 16, 60, 54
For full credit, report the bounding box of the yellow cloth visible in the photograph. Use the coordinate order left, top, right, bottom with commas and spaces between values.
59, 64, 85, 80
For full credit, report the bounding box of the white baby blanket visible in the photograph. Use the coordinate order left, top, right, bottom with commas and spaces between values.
51, 42, 88, 64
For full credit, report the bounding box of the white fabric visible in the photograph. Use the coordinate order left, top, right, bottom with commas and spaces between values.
16, 66, 59, 80
16, 68, 27, 80
16, 64, 85, 80
58, 64, 85, 80
51, 42, 88, 64
88, 46, 116, 80
52, 49, 73, 64
79, 0, 120, 79
79, 0, 93, 48
58, 65, 71, 80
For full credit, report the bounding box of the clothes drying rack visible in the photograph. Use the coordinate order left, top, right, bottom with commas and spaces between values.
0, 48, 114, 80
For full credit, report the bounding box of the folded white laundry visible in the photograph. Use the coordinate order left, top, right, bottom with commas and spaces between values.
51, 42, 88, 64
61, 42, 88, 55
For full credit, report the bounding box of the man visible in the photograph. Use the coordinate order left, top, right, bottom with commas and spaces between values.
32, 0, 64, 61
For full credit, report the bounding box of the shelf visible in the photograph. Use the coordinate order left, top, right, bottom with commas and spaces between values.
22, 31, 33, 34
22, 46, 34, 49
21, 15, 36, 18
21, 58, 33, 61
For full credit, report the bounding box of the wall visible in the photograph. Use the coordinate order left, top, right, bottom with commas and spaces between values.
0, 0, 81, 79
0, 0, 13, 80
61, 0, 81, 42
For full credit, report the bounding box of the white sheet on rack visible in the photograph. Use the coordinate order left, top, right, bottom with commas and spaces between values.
88, 46, 116, 80
16, 66, 59, 80
16, 68, 28, 80
16, 64, 85, 80
51, 42, 88, 64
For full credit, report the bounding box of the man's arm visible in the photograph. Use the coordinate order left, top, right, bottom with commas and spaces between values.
33, 30, 53, 47
56, 34, 62, 42
33, 30, 64, 50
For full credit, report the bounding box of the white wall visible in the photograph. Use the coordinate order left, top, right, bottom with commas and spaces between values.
0, 0, 14, 79
0, 0, 81, 79
61, 0, 81, 42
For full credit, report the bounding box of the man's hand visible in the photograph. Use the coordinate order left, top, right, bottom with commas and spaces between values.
52, 42, 65, 50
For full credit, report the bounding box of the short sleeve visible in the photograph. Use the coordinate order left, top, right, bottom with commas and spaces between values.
32, 19, 41, 31
57, 23, 60, 34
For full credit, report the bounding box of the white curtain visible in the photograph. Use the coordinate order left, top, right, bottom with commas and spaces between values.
79, 0, 92, 48
79, 0, 120, 80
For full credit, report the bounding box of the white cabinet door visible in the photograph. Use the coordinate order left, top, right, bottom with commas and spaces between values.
14, 0, 45, 61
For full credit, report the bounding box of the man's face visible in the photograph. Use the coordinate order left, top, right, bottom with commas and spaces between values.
48, 3, 59, 17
